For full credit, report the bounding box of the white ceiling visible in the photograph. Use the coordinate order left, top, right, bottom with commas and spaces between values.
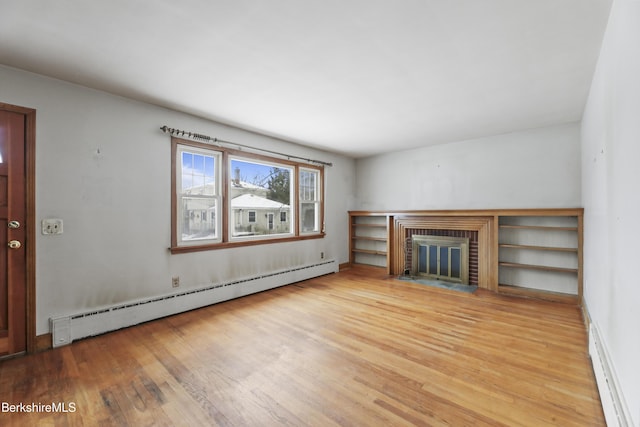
0, 1, 612, 158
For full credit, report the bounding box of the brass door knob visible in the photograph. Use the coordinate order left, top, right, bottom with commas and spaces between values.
7, 240, 22, 249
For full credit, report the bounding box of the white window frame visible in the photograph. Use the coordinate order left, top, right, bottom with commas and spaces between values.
175, 143, 222, 246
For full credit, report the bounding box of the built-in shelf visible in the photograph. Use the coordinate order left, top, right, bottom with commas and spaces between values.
353, 236, 387, 242
352, 223, 387, 228
498, 284, 579, 305
499, 225, 578, 231
347, 209, 583, 303
499, 261, 578, 274
499, 244, 577, 253
352, 248, 387, 256
349, 213, 389, 269
498, 214, 582, 299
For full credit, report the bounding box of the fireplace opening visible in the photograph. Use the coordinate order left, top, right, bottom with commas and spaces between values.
411, 235, 470, 285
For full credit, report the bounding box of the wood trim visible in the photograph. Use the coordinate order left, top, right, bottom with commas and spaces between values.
34, 333, 52, 352
349, 209, 583, 302
492, 215, 500, 297
171, 137, 325, 254
386, 215, 394, 275
170, 233, 325, 254
581, 299, 591, 331
499, 261, 578, 274
498, 285, 579, 305
391, 216, 497, 291
350, 208, 584, 217
338, 262, 351, 271
0, 103, 36, 354
499, 243, 578, 252
577, 213, 584, 300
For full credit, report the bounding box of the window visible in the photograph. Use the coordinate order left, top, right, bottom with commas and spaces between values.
172, 138, 323, 252
299, 168, 321, 233
175, 145, 221, 246
229, 157, 293, 239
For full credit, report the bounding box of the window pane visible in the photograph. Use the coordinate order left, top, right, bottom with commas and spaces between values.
180, 197, 217, 241
300, 170, 317, 201
440, 246, 449, 276
418, 245, 427, 273
428, 246, 438, 275
451, 248, 461, 278
299, 168, 320, 234
230, 158, 292, 237
300, 202, 319, 232
182, 151, 216, 195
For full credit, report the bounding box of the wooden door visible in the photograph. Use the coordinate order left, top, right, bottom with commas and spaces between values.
0, 109, 27, 356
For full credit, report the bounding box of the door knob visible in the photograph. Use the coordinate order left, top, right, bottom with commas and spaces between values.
7, 240, 22, 249
8, 220, 20, 229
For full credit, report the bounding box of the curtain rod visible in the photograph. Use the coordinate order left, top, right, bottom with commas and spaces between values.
160, 126, 332, 167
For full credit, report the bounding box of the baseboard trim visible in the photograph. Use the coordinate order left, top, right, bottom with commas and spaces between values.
34, 333, 52, 352
50, 260, 338, 347
589, 322, 632, 427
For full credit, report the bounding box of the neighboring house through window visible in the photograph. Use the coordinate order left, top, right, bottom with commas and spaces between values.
171, 138, 324, 252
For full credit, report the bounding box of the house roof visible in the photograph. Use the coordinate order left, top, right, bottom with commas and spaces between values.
231, 194, 289, 210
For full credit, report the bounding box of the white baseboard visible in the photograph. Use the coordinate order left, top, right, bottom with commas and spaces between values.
589, 323, 633, 427
50, 260, 337, 347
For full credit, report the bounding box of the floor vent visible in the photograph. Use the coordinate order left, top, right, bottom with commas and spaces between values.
51, 260, 337, 347
589, 323, 632, 427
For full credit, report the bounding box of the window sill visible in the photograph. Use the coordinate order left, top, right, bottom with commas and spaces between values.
170, 233, 325, 254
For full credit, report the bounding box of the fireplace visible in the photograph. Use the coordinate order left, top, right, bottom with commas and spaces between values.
411, 235, 470, 284
392, 216, 489, 288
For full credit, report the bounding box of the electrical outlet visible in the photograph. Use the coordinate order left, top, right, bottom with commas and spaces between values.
320, 252, 324, 259
42, 218, 64, 235
172, 277, 180, 288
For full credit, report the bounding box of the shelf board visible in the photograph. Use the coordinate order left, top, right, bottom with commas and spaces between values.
498, 262, 578, 274
498, 284, 579, 304
499, 244, 577, 253
352, 236, 387, 242
352, 223, 387, 228
499, 225, 578, 232
352, 248, 387, 256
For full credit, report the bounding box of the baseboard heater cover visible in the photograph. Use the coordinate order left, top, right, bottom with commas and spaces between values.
589, 323, 632, 427
50, 260, 337, 348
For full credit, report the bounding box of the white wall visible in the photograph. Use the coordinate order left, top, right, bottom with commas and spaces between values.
581, 0, 640, 424
355, 123, 581, 210
0, 65, 356, 335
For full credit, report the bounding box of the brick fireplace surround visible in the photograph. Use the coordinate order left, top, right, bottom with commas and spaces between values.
390, 215, 496, 291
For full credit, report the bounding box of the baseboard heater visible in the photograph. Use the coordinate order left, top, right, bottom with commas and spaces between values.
589, 323, 632, 427
50, 259, 337, 348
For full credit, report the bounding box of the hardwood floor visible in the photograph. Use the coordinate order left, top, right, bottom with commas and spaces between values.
0, 266, 604, 426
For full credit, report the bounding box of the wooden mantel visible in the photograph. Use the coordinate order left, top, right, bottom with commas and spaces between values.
349, 208, 584, 303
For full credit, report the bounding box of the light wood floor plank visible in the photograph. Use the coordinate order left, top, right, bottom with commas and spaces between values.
0, 266, 604, 426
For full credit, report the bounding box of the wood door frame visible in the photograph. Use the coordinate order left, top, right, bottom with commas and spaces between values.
0, 102, 36, 353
